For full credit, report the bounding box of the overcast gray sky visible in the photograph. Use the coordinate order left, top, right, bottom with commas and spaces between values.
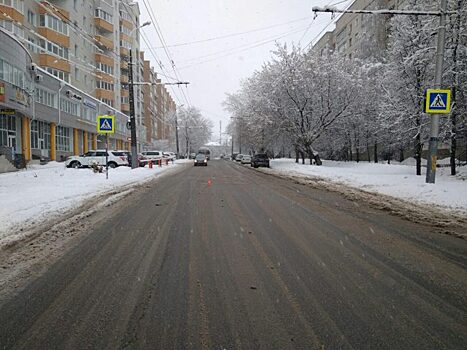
138, 0, 352, 140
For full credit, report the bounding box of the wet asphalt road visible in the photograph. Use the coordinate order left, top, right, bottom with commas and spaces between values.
1, 160, 466, 349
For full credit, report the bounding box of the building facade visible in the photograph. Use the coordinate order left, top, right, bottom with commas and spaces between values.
313, 0, 408, 59
0, 27, 130, 172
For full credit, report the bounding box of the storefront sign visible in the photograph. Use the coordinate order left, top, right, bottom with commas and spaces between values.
83, 98, 97, 110
0, 109, 15, 115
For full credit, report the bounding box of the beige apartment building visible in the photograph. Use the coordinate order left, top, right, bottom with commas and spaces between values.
0, 0, 179, 170
313, 0, 408, 59
155, 78, 176, 149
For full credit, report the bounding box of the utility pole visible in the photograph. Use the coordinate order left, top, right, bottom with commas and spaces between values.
426, 0, 448, 183
129, 49, 137, 169
175, 112, 180, 158
312, 2, 452, 184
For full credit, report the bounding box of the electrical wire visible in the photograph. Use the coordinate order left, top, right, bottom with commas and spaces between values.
140, 15, 316, 50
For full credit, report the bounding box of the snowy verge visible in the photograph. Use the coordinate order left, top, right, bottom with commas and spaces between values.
264, 158, 467, 213
0, 160, 189, 245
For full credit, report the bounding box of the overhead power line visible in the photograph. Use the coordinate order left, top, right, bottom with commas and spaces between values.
140, 15, 315, 50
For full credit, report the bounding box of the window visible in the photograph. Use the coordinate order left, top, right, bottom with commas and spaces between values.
119, 39, 132, 50
75, 67, 79, 81
38, 14, 68, 35
27, 37, 37, 53
56, 126, 72, 151
119, 25, 131, 36
96, 62, 113, 75
121, 96, 129, 104
0, 0, 23, 13
39, 39, 69, 59
45, 67, 70, 83
100, 98, 113, 107
60, 98, 80, 116
95, 8, 112, 23
96, 80, 114, 91
0, 115, 16, 148
30, 120, 50, 150
119, 10, 131, 22
0, 58, 27, 89
0, 19, 24, 38
35, 88, 57, 108
27, 10, 35, 25
73, 0, 77, 11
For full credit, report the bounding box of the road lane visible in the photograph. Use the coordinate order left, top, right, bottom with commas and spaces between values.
1, 160, 466, 349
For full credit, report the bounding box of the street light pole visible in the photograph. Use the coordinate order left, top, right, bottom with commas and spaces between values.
129, 49, 138, 168
128, 21, 151, 169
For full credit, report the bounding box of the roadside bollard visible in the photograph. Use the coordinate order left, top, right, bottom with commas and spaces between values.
149, 160, 153, 168
166, 159, 169, 165
159, 159, 162, 167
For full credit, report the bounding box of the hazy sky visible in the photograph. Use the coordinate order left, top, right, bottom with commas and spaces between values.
138, 0, 352, 139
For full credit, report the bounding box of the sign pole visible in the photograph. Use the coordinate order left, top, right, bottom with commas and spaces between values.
426, 0, 448, 184
106, 133, 109, 180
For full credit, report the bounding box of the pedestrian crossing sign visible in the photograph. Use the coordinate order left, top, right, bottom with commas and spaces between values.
425, 89, 451, 114
97, 115, 115, 134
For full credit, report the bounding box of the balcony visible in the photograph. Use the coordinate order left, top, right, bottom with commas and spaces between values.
120, 18, 133, 31
39, 54, 70, 72
94, 17, 113, 33
121, 89, 129, 97
95, 35, 113, 50
121, 103, 130, 112
0, 4, 24, 22
39, 4, 70, 20
95, 89, 114, 100
95, 70, 114, 83
120, 47, 129, 57
37, 28, 70, 47
95, 53, 114, 66
120, 74, 128, 83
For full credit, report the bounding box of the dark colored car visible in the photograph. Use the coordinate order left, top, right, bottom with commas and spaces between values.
251, 153, 270, 168
194, 153, 208, 166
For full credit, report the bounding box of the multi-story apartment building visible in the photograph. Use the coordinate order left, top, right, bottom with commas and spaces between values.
0, 27, 130, 171
155, 79, 176, 149
0, 0, 164, 171
313, 0, 408, 59
142, 56, 157, 147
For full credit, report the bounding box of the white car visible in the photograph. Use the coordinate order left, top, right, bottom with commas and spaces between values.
141, 150, 166, 162
163, 151, 176, 160
65, 150, 129, 168
241, 155, 251, 164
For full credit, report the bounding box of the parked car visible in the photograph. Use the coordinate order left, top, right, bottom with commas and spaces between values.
251, 153, 270, 168
141, 150, 165, 162
163, 151, 176, 160
114, 150, 132, 166
241, 155, 251, 164
190, 153, 197, 159
235, 154, 243, 162
231, 153, 239, 161
194, 153, 208, 166
65, 150, 129, 168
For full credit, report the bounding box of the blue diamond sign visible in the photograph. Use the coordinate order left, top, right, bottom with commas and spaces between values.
425, 89, 451, 114
97, 115, 115, 134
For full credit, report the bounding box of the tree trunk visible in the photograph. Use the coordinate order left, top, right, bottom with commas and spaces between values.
301, 151, 305, 164
415, 133, 422, 176
295, 147, 299, 163
399, 147, 404, 162
450, 90, 457, 176
374, 141, 378, 163
367, 141, 371, 163
348, 133, 353, 161
314, 153, 322, 166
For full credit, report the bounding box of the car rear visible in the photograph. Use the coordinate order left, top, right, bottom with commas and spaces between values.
252, 154, 270, 168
